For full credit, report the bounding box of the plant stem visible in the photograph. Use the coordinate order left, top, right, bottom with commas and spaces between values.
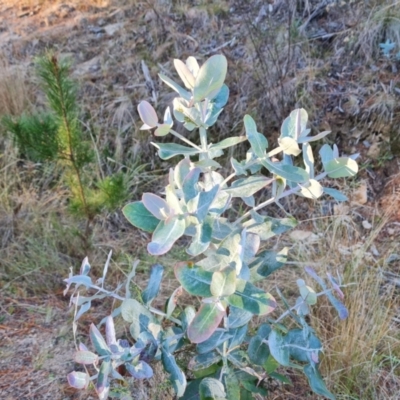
169, 128, 203, 151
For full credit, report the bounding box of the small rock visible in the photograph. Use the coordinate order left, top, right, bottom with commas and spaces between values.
362, 220, 372, 230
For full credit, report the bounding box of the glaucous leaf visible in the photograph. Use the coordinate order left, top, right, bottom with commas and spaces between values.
74, 350, 99, 365
300, 179, 323, 199
152, 142, 201, 160
227, 306, 253, 329
193, 55, 227, 102
303, 364, 335, 400
325, 157, 358, 178
142, 193, 171, 220
211, 84, 229, 108
278, 137, 301, 156
280, 108, 308, 139
323, 187, 348, 201
285, 329, 322, 363
174, 59, 195, 89
105, 316, 117, 346
302, 142, 314, 178
196, 329, 232, 354
297, 279, 317, 305
210, 267, 237, 297
96, 359, 111, 399
126, 360, 153, 379
123, 201, 160, 233
148, 216, 186, 255
209, 136, 246, 152
319, 144, 334, 167
175, 262, 213, 297
245, 215, 297, 241
248, 326, 271, 366
199, 377, 227, 400
261, 158, 309, 183
180, 306, 197, 332
226, 280, 276, 315
142, 264, 164, 305
138, 100, 158, 129
159, 73, 191, 100
195, 186, 219, 222
67, 371, 89, 389
224, 176, 272, 197
183, 167, 201, 203
154, 123, 171, 136
186, 56, 200, 77
187, 219, 213, 256
161, 343, 187, 397
90, 324, 111, 357
189, 351, 222, 371
187, 302, 226, 343
268, 330, 290, 366
251, 248, 288, 278
297, 130, 330, 143
244, 114, 268, 158
228, 324, 248, 351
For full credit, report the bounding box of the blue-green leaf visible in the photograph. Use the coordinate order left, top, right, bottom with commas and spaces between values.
142, 193, 171, 220
227, 306, 253, 329
126, 360, 153, 379
152, 142, 201, 160
175, 262, 213, 297
89, 324, 111, 357
261, 158, 309, 183
96, 359, 111, 399
189, 351, 222, 371
142, 264, 164, 305
196, 330, 232, 354
323, 187, 348, 201
187, 219, 213, 256
280, 108, 308, 139
148, 216, 186, 255
74, 350, 99, 365
251, 248, 288, 278
268, 330, 290, 366
244, 115, 268, 158
224, 176, 272, 197
67, 371, 89, 389
209, 136, 246, 151
193, 55, 227, 102
245, 215, 297, 240
304, 364, 336, 400
199, 377, 227, 400
325, 157, 358, 178
226, 280, 276, 315
123, 201, 160, 233
161, 343, 187, 397
159, 73, 191, 100
188, 302, 226, 343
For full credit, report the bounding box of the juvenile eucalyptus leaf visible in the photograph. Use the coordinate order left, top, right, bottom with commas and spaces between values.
224, 176, 272, 197
268, 330, 290, 366
105, 316, 117, 346
285, 329, 322, 363
248, 324, 271, 365
193, 55, 227, 102
245, 215, 297, 240
227, 306, 253, 329
142, 264, 164, 305
175, 262, 213, 297
159, 73, 191, 100
231, 157, 247, 176
152, 142, 201, 160
199, 377, 227, 400
154, 123, 171, 137
123, 201, 160, 233
187, 219, 213, 256
161, 343, 187, 397
297, 130, 330, 143
187, 302, 226, 344
196, 185, 220, 222
209, 136, 246, 151
244, 114, 268, 158
304, 364, 336, 400
325, 157, 358, 178
302, 143, 314, 178
319, 144, 334, 167
142, 193, 171, 220
297, 279, 317, 305
299, 179, 323, 199
261, 158, 309, 183
211, 267, 237, 297
74, 350, 99, 365
174, 59, 195, 89
228, 324, 248, 351
90, 324, 111, 357
189, 351, 222, 371
211, 84, 229, 108
278, 137, 301, 156
181, 306, 197, 332
280, 108, 308, 139
67, 371, 89, 389
137, 100, 158, 129
183, 167, 201, 203
127, 361, 154, 380
323, 187, 348, 202
186, 56, 200, 77
96, 359, 111, 399
196, 329, 232, 354
226, 280, 276, 315
148, 216, 186, 255
223, 369, 241, 400
251, 248, 288, 278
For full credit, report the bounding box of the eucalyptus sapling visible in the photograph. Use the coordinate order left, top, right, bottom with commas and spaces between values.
65, 54, 358, 400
